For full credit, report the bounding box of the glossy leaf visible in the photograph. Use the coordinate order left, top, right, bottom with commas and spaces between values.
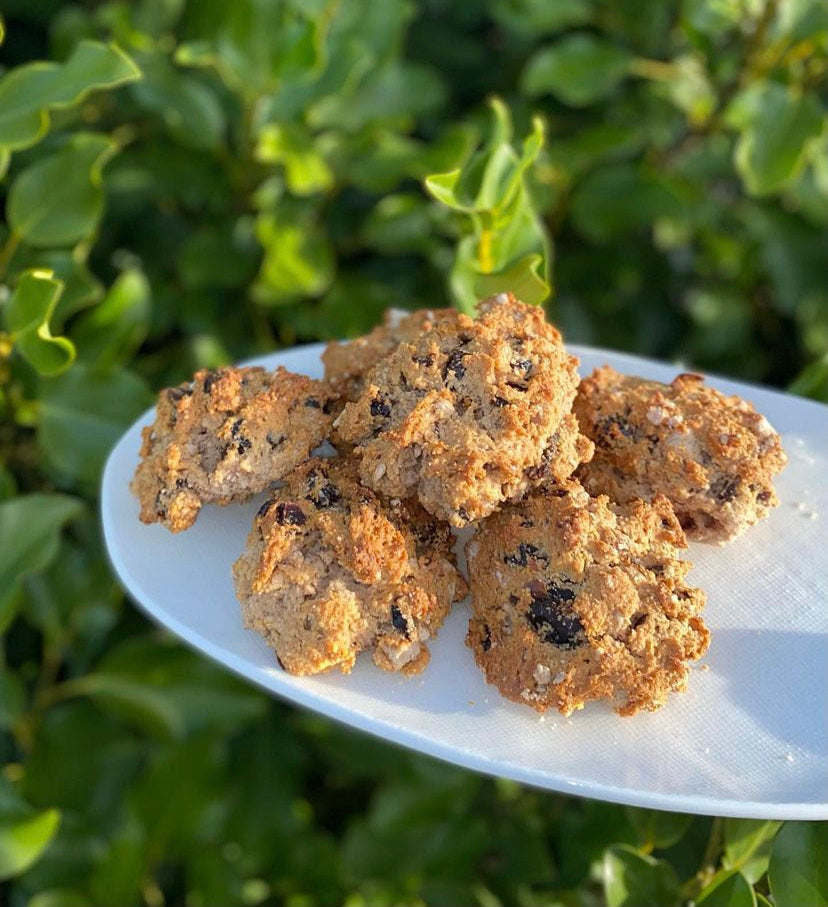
7, 133, 116, 247
5, 270, 76, 376
768, 821, 828, 907
0, 494, 83, 601
0, 40, 140, 152
255, 123, 333, 195
626, 807, 693, 851
603, 844, 681, 907
723, 819, 783, 883
253, 210, 335, 304
38, 364, 153, 488
734, 84, 825, 195
72, 268, 150, 369
697, 870, 757, 907
522, 33, 632, 106
0, 809, 61, 881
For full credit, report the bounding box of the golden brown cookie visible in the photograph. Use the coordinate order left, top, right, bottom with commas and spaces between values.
322, 307, 458, 401
132, 366, 336, 532
334, 293, 592, 527
466, 480, 709, 716
574, 367, 787, 542
233, 457, 467, 676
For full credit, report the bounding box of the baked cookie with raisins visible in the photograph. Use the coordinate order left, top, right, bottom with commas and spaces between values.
466, 480, 709, 716
334, 293, 593, 527
233, 457, 467, 675
132, 366, 336, 532
322, 306, 458, 401
573, 366, 787, 542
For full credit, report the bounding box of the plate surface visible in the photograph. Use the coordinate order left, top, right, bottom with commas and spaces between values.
101, 343, 828, 819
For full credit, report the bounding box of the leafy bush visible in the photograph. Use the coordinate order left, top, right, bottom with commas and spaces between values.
1, 0, 827, 904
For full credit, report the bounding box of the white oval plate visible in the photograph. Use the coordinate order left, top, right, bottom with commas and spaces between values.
101, 343, 828, 819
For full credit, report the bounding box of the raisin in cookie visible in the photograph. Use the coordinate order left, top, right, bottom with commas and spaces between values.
574, 366, 787, 543
466, 480, 709, 716
322, 306, 458, 401
132, 366, 336, 532
233, 457, 467, 675
335, 293, 592, 527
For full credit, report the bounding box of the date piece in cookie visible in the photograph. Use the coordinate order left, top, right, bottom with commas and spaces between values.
233, 458, 467, 675
466, 480, 709, 716
322, 306, 458, 401
132, 366, 336, 532
335, 293, 592, 527
574, 366, 787, 543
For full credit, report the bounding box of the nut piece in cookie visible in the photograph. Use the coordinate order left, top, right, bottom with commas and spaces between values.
233, 458, 467, 676
335, 293, 592, 527
131, 366, 337, 532
466, 480, 709, 716
322, 306, 458, 401
573, 366, 787, 542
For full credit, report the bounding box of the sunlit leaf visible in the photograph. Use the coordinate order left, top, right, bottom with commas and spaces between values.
72, 268, 151, 369
0, 809, 61, 881
5, 270, 76, 376
0, 40, 140, 152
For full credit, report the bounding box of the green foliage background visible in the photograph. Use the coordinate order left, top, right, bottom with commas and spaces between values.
1, 1, 827, 904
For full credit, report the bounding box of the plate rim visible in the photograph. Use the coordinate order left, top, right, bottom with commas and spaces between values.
101, 341, 828, 820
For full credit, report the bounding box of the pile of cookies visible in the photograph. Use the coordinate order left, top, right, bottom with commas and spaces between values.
131, 294, 786, 716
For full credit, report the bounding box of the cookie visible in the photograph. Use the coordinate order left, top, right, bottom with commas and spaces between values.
132, 366, 336, 532
233, 457, 467, 675
573, 366, 787, 542
322, 306, 458, 401
466, 480, 709, 716
334, 293, 592, 527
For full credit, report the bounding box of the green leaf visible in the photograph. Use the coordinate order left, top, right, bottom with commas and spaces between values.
768, 821, 828, 907
255, 123, 333, 195
5, 270, 76, 376
0, 494, 83, 605
38, 363, 153, 488
570, 164, 685, 242
521, 33, 633, 106
734, 84, 825, 196
72, 269, 151, 369
7, 133, 116, 247
0, 40, 140, 152
723, 819, 783, 883
468, 251, 550, 308
697, 870, 757, 907
625, 807, 693, 851
253, 210, 335, 304
425, 98, 551, 311
61, 673, 184, 741
0, 808, 61, 881
603, 844, 680, 907
131, 53, 225, 151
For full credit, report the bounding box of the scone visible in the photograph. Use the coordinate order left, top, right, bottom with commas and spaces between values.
574, 367, 787, 542
233, 457, 467, 675
322, 306, 458, 401
466, 480, 709, 716
334, 293, 593, 527
132, 366, 336, 532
